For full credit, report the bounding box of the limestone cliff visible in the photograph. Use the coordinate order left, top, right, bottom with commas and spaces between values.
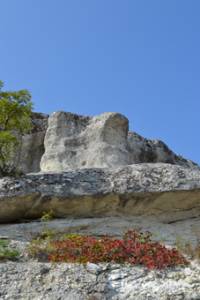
19, 111, 197, 173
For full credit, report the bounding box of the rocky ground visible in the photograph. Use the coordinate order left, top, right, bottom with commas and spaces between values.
0, 216, 200, 300
1, 261, 200, 300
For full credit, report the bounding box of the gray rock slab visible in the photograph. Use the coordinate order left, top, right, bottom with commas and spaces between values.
0, 163, 200, 223
1, 216, 200, 247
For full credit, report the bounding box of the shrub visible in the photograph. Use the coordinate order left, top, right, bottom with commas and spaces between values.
28, 230, 188, 270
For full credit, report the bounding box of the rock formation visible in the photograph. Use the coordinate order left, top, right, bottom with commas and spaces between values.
19, 112, 48, 173
40, 111, 196, 172
1, 111, 200, 299
0, 112, 200, 223
18, 111, 196, 174
1, 163, 200, 223
0, 111, 199, 223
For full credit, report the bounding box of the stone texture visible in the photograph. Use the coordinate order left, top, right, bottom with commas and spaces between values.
9, 111, 197, 174
40, 111, 131, 172
0, 261, 200, 299
128, 132, 195, 167
1, 216, 200, 246
40, 111, 197, 172
1, 215, 200, 299
1, 163, 200, 223
18, 112, 48, 173
1, 110, 199, 300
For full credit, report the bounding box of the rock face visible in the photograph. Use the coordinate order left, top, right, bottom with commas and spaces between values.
1, 163, 200, 223
19, 112, 48, 173
15, 111, 197, 173
1, 111, 200, 299
40, 112, 131, 171
1, 262, 200, 300
40, 111, 196, 172
128, 132, 195, 167
0, 111, 199, 223
0, 112, 200, 223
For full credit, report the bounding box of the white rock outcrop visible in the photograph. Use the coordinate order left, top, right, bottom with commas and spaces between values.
40, 111, 196, 172
40, 112, 131, 171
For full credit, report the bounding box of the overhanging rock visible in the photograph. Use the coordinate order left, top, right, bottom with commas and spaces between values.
1, 163, 200, 223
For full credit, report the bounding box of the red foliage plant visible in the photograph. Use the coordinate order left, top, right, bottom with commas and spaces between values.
48, 230, 188, 270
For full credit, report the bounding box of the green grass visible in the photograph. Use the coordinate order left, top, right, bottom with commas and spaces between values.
0, 239, 20, 261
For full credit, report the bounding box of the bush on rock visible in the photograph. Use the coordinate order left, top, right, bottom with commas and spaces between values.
29, 230, 188, 270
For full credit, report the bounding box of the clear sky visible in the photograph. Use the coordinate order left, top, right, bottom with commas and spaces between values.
1, 1, 200, 164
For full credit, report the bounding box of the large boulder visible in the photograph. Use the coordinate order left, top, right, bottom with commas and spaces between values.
40, 111, 131, 171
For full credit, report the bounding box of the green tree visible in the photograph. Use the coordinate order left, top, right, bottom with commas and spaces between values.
0, 81, 33, 176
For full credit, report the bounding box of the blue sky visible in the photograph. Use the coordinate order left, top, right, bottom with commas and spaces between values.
1, 1, 200, 163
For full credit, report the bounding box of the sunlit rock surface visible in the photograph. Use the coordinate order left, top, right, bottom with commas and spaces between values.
40, 111, 196, 172
1, 163, 200, 223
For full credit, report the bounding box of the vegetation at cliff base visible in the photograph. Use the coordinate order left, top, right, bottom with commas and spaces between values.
0, 80, 33, 176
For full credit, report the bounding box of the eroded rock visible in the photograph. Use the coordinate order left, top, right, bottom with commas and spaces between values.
1, 163, 200, 223
128, 132, 195, 167
19, 112, 49, 173
40, 111, 197, 172
9, 111, 197, 174
40, 111, 131, 171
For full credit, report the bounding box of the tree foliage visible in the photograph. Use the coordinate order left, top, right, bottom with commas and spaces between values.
0, 81, 33, 176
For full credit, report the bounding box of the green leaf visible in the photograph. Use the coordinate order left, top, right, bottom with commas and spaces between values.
0, 81, 33, 175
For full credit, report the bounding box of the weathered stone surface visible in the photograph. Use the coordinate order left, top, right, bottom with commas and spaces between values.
40, 111, 197, 172
1, 216, 200, 246
9, 110, 197, 174
0, 110, 199, 300
7, 110, 196, 174
1, 163, 200, 223
1, 215, 200, 299
18, 112, 48, 173
128, 132, 196, 167
40, 111, 131, 171
0, 261, 200, 299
